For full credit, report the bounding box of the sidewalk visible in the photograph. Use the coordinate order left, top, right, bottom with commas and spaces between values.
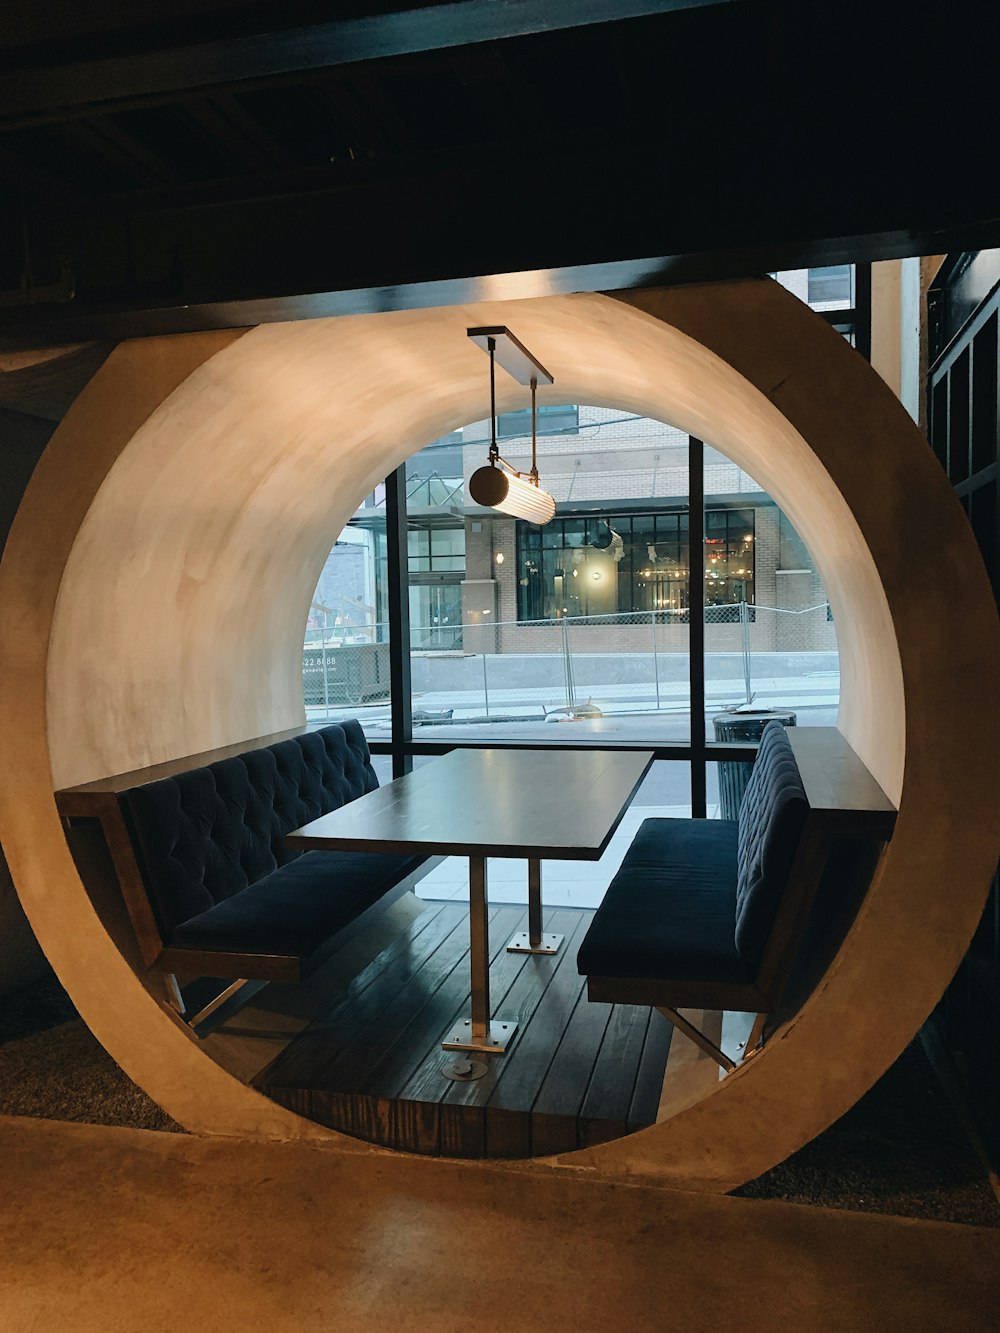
309, 669, 840, 727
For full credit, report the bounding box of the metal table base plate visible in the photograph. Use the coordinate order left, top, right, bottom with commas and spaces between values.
442, 1019, 518, 1054
507, 931, 564, 955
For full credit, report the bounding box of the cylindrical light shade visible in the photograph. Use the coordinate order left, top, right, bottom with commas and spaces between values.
469, 465, 556, 524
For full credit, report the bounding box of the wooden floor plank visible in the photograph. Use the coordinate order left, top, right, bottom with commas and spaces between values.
308, 905, 492, 1094
578, 1004, 652, 1148
393, 908, 580, 1158
395, 907, 556, 1112
255, 902, 466, 1092
256, 903, 671, 1159
264, 1086, 313, 1121
379, 903, 541, 1158
488, 914, 592, 1115
531, 988, 614, 1157
437, 909, 585, 1159
629, 1008, 673, 1129
302, 906, 514, 1143
443, 910, 587, 1108
432, 906, 586, 1157
293, 900, 450, 1035
345, 907, 526, 1147
484, 914, 593, 1157
253, 900, 453, 1086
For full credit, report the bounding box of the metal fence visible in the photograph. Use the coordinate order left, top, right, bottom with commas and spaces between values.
304, 602, 839, 722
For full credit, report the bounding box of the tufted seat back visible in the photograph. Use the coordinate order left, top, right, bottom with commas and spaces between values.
121, 722, 379, 939
734, 721, 808, 963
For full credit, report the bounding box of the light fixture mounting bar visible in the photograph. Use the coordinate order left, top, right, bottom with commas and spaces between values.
466, 326, 554, 386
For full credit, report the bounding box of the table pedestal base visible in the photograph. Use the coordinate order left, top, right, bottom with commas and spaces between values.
505, 859, 563, 956
506, 930, 564, 955
442, 1018, 518, 1054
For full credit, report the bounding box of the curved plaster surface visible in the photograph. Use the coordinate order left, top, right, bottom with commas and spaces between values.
1, 283, 997, 1189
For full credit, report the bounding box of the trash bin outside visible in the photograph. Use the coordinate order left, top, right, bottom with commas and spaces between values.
712, 708, 797, 820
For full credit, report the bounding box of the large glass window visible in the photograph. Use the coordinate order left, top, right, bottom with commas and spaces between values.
516, 509, 752, 622
305, 407, 840, 760
497, 403, 579, 437
773, 264, 855, 312
807, 264, 853, 307
698, 439, 839, 742
308, 520, 387, 639
304, 508, 391, 726
704, 509, 755, 617
407, 525, 465, 572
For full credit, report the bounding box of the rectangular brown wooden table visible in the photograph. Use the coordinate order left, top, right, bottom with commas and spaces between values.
286, 747, 655, 1055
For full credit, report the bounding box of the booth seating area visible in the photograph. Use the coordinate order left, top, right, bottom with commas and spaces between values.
55, 723, 435, 1029
255, 726, 897, 1157
579, 724, 898, 1071
57, 718, 897, 1157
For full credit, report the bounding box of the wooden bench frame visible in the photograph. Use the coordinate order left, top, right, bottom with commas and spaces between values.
56, 725, 439, 1030
584, 729, 897, 1070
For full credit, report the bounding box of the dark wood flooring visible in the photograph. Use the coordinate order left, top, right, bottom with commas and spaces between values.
253, 901, 671, 1158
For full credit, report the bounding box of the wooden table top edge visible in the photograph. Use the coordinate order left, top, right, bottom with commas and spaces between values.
286, 747, 656, 859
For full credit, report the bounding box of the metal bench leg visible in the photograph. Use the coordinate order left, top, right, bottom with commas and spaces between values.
162, 975, 269, 1036
740, 1012, 768, 1061
657, 1006, 736, 1073
187, 978, 268, 1034
162, 973, 185, 1015
507, 859, 563, 954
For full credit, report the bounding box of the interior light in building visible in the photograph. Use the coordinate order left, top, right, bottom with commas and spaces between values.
467, 326, 556, 525
592, 570, 601, 581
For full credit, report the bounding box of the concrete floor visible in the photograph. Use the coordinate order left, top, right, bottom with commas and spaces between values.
2, 1116, 999, 1332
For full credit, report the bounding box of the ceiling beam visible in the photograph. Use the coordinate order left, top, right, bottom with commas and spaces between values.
0, 1, 737, 128
4, 213, 1000, 353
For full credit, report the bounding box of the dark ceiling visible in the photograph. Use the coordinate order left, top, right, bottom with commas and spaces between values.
1, 0, 998, 349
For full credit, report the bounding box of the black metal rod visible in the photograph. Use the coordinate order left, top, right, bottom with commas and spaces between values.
688, 436, 707, 818
488, 335, 498, 461
854, 262, 872, 362
385, 464, 413, 778
530, 376, 538, 481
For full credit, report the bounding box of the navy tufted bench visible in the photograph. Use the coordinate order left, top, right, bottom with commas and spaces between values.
577, 723, 896, 1070
105, 722, 430, 1024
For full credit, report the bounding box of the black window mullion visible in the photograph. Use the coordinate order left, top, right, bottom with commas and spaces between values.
853, 262, 872, 362
385, 465, 413, 778
689, 437, 707, 817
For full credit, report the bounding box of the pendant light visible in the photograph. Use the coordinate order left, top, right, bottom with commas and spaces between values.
467, 326, 556, 526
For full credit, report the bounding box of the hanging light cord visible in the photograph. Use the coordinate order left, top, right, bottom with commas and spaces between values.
530, 376, 539, 487
485, 334, 521, 476
488, 336, 498, 464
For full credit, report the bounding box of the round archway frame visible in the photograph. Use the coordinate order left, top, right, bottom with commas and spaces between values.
1, 283, 997, 1191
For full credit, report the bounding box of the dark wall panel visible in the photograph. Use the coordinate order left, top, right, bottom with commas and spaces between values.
0, 407, 56, 997
927, 253, 1000, 1166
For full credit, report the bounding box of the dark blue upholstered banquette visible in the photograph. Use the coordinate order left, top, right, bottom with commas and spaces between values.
577, 721, 809, 1005
120, 722, 425, 972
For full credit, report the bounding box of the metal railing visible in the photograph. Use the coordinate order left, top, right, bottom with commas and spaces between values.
304, 602, 838, 722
